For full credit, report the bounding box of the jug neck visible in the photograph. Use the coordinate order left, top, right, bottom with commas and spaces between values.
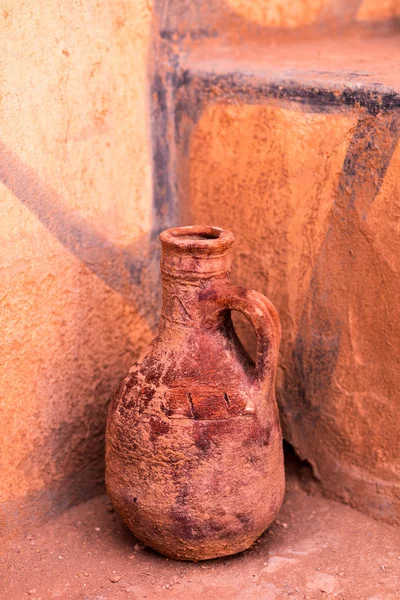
159, 226, 234, 329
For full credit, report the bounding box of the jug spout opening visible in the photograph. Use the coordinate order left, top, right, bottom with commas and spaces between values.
160, 226, 234, 281
160, 226, 234, 252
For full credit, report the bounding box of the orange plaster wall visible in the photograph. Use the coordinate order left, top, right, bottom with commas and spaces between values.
0, 0, 155, 535
186, 104, 400, 524
2, 0, 400, 537
356, 0, 400, 21
225, 0, 400, 27
226, 0, 326, 28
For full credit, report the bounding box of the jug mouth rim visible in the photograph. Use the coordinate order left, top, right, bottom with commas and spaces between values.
160, 226, 234, 252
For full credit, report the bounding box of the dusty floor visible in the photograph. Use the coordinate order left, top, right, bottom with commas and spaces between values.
2, 465, 399, 600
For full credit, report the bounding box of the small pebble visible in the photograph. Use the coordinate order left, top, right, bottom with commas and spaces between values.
110, 575, 122, 583
27, 591, 36, 596
134, 543, 145, 551
95, 527, 101, 532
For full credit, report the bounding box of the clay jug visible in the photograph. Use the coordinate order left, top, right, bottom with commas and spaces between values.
106, 225, 285, 561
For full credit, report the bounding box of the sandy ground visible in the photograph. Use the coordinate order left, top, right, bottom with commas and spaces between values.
1, 465, 399, 600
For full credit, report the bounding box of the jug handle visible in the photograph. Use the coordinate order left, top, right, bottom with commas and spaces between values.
210, 283, 281, 389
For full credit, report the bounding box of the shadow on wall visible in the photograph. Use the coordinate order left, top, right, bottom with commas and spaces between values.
0, 141, 163, 329
0, 139, 163, 535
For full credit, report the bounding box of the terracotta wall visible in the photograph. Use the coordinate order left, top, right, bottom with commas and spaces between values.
184, 105, 400, 524
0, 0, 156, 535
224, 0, 400, 26
169, 0, 400, 524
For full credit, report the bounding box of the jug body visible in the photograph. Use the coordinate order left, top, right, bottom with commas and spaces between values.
106, 226, 285, 560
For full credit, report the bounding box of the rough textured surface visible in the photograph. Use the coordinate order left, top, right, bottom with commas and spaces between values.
0, 0, 155, 535
167, 18, 400, 525
2, 0, 400, 540
106, 227, 284, 560
183, 34, 400, 98
2, 461, 400, 599
357, 0, 400, 21
180, 102, 400, 525
225, 0, 326, 28
155, 0, 400, 46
